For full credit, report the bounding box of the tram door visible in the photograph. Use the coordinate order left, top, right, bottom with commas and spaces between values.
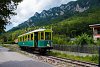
34, 32, 38, 47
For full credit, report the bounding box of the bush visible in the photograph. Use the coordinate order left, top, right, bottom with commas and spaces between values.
4, 41, 15, 44
53, 35, 69, 45
95, 39, 100, 45
74, 33, 94, 45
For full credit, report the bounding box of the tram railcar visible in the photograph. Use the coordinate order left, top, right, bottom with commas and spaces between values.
18, 29, 53, 53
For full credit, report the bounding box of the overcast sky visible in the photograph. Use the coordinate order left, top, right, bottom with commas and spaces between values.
5, 0, 76, 31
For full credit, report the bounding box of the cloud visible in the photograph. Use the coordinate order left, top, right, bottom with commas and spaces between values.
6, 0, 76, 31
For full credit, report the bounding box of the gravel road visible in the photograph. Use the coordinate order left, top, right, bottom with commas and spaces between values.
0, 46, 54, 67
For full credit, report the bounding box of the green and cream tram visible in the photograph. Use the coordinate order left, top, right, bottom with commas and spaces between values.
18, 29, 53, 52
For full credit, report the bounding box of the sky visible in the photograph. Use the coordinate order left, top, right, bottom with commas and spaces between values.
5, 0, 76, 31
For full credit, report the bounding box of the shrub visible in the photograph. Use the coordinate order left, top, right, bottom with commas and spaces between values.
4, 41, 15, 44
53, 35, 68, 45
74, 33, 94, 45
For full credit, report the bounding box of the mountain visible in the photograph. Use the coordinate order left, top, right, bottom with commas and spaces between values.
9, 0, 100, 31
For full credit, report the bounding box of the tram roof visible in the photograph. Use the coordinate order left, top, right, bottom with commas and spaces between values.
18, 29, 52, 37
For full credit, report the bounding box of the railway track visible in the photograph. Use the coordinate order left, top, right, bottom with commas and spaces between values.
47, 56, 98, 67
18, 49, 98, 67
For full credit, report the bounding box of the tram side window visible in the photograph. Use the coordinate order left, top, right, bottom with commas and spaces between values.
41, 32, 44, 40
23, 36, 24, 41
20, 37, 22, 41
45, 32, 51, 40
21, 37, 23, 41
28, 35, 30, 41
31, 34, 33, 40
22, 37, 24, 41
25, 35, 27, 41
38, 32, 41, 40
21, 37, 22, 41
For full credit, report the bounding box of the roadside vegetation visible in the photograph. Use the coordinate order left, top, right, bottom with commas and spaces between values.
49, 51, 98, 64
0, 44, 20, 51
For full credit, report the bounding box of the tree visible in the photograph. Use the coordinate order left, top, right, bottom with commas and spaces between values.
0, 0, 22, 32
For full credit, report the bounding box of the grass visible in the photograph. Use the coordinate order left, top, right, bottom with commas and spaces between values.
48, 51, 98, 64
0, 44, 8, 47
0, 44, 20, 51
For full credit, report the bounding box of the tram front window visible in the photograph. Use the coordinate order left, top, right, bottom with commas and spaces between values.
45, 32, 51, 40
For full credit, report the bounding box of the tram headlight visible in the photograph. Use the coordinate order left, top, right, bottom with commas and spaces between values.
47, 44, 50, 47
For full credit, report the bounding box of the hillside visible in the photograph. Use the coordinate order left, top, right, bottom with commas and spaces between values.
9, 0, 100, 31
1, 6, 100, 44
